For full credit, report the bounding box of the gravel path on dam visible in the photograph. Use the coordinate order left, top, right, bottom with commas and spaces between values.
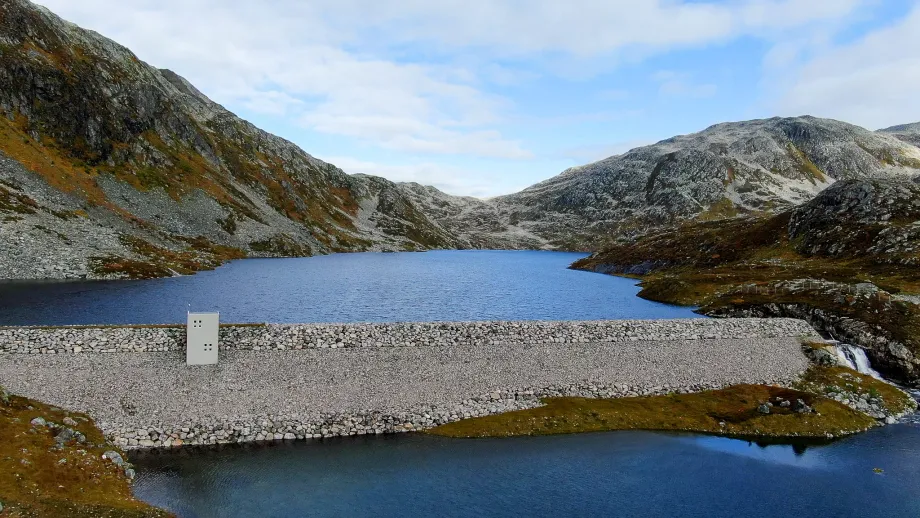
0, 336, 810, 438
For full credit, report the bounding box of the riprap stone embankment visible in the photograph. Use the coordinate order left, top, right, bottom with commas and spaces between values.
0, 318, 818, 448
0, 318, 816, 354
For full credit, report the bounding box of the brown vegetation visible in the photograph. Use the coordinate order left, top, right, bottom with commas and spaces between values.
0, 388, 171, 517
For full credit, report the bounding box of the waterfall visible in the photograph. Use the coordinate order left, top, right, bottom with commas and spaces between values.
834, 343, 882, 379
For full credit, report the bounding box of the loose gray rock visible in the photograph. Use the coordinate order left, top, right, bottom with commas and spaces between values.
0, 321, 819, 449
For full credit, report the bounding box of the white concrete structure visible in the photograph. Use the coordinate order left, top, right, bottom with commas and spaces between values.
186, 312, 219, 365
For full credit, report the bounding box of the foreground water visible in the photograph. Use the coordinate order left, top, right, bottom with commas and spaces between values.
0, 250, 697, 325
131, 425, 920, 518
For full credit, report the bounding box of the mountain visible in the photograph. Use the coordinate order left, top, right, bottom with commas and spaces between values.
879, 122, 920, 147
0, 0, 542, 279
495, 117, 920, 249
571, 177, 920, 384
2, 0, 920, 280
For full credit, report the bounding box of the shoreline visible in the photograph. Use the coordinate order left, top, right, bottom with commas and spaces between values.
0, 249, 584, 282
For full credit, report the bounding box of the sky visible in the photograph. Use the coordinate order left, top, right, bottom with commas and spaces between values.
36, 0, 920, 198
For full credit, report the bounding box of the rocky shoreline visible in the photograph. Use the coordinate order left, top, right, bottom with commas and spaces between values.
100, 380, 774, 449
0, 317, 817, 354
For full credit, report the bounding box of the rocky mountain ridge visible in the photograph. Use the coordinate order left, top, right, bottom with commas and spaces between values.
0, 0, 546, 279
879, 122, 920, 147
1, 0, 920, 279
497, 117, 920, 249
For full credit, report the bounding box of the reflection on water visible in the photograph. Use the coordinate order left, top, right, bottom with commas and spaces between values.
683, 434, 826, 468
131, 426, 920, 518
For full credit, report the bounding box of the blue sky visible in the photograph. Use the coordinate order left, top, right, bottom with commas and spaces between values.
39, 0, 920, 197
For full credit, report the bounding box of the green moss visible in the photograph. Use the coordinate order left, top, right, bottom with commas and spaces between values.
89, 255, 174, 279
0, 183, 39, 214
428, 383, 876, 439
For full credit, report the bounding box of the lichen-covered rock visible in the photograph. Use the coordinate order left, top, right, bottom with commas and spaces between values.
498, 117, 920, 248
789, 178, 920, 264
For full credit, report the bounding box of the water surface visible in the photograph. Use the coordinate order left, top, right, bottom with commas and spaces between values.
0, 250, 697, 325
131, 425, 920, 518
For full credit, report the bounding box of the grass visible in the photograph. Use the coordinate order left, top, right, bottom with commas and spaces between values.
0, 388, 172, 517
427, 381, 877, 440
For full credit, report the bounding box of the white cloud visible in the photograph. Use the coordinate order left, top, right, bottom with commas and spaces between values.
37, 0, 528, 159
316, 0, 863, 57
653, 71, 718, 98
31, 0, 876, 193
326, 156, 519, 197
774, 5, 920, 129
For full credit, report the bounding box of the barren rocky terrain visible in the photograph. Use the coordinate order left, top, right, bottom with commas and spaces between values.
1, 0, 920, 279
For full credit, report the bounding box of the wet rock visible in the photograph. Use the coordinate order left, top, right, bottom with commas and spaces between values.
757, 404, 771, 415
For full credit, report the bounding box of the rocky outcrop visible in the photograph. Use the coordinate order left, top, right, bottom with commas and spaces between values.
706, 301, 919, 387
497, 117, 920, 249
570, 179, 920, 385
879, 122, 920, 147
789, 177, 920, 264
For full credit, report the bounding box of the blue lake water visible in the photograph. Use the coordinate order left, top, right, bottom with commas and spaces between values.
131, 425, 920, 518
0, 250, 698, 325
9, 248, 918, 516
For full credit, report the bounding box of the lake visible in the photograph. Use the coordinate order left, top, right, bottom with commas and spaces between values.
131, 425, 920, 518
8, 249, 917, 517
0, 250, 698, 325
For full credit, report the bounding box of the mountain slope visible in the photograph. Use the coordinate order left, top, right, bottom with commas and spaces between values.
495, 117, 920, 249
2, 0, 920, 280
571, 177, 920, 384
0, 0, 527, 279
879, 122, 920, 147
